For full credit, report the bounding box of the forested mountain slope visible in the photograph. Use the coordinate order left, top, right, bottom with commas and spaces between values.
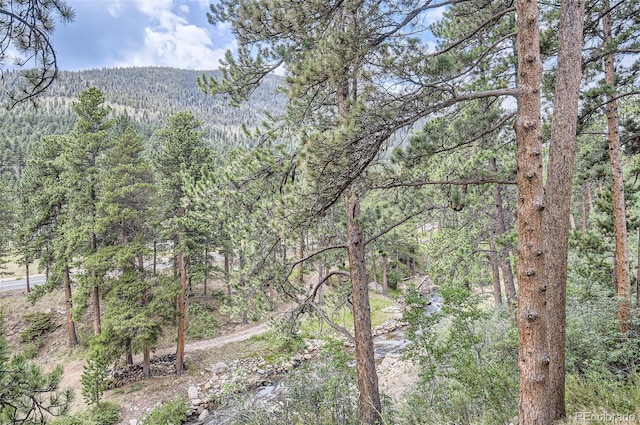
0, 67, 286, 158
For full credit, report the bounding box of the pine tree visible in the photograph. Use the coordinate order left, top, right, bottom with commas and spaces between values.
80, 348, 110, 408
0, 311, 74, 423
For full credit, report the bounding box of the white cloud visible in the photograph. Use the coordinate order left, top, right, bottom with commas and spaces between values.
116, 0, 234, 70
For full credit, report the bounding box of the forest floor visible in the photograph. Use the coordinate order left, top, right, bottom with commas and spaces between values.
0, 276, 418, 425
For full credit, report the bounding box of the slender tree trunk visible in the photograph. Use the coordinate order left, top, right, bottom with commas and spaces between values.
64, 263, 78, 347
381, 254, 389, 297
603, 0, 632, 333
491, 158, 517, 314
153, 241, 157, 275
176, 252, 188, 375
581, 187, 589, 234
224, 251, 231, 297
203, 248, 208, 296
25, 261, 30, 293
543, 0, 584, 419
91, 232, 101, 335
143, 343, 151, 379
317, 260, 325, 305
637, 227, 640, 308
299, 233, 305, 285
345, 192, 382, 425
125, 338, 133, 366
515, 0, 551, 422
488, 233, 503, 305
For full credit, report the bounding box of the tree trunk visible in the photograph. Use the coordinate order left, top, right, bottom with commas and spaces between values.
543, 0, 584, 419
490, 158, 517, 314
153, 240, 157, 275
515, 0, 551, 422
224, 251, 231, 297
381, 254, 389, 297
603, 0, 632, 334
64, 263, 78, 348
488, 233, 503, 305
204, 248, 208, 296
143, 343, 151, 379
581, 187, 589, 234
344, 192, 382, 425
176, 252, 188, 375
91, 232, 101, 335
637, 227, 640, 308
299, 233, 305, 285
125, 338, 133, 366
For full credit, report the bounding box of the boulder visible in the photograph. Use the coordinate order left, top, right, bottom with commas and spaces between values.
211, 361, 228, 374
187, 385, 199, 400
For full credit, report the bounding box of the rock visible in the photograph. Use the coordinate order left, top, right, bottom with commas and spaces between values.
203, 382, 212, 391
188, 385, 199, 400
129, 420, 138, 425
198, 409, 210, 420
191, 398, 203, 406
211, 361, 228, 374
257, 369, 265, 375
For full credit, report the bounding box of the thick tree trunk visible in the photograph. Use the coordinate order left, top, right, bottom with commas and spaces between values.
64, 263, 78, 348
344, 192, 382, 425
543, 0, 584, 419
515, 0, 551, 422
488, 233, 503, 305
176, 252, 188, 375
603, 0, 632, 334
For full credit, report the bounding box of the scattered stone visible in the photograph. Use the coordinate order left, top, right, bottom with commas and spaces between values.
188, 386, 199, 400
211, 361, 228, 374
198, 409, 210, 421
191, 398, 203, 406
128, 420, 138, 425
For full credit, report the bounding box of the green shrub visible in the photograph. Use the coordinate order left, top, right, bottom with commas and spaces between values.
140, 397, 188, 425
187, 303, 220, 339
50, 402, 119, 425
19, 311, 59, 343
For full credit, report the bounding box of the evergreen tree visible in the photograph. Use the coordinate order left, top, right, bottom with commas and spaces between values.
61, 87, 112, 336
151, 111, 214, 375
0, 0, 74, 107
0, 311, 74, 424
80, 347, 110, 408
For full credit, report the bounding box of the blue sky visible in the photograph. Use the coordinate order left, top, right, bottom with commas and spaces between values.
51, 0, 236, 71
51, 0, 446, 71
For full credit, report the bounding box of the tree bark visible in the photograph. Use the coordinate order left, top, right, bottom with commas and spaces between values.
299, 233, 305, 285
224, 251, 231, 297
543, 0, 584, 419
603, 0, 632, 334
488, 232, 503, 305
344, 192, 382, 425
176, 251, 188, 375
64, 263, 78, 348
515, 0, 551, 422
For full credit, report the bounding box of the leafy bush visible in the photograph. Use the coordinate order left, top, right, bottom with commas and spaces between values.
50, 402, 120, 425
187, 303, 220, 339
402, 285, 519, 425
140, 397, 188, 425
20, 311, 59, 343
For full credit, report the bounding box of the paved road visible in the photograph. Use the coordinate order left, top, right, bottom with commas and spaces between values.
0, 274, 46, 292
